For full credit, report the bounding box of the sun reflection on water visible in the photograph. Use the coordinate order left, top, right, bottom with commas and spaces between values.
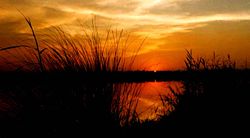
113, 81, 184, 122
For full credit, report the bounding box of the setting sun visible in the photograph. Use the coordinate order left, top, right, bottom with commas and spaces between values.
1, 0, 250, 70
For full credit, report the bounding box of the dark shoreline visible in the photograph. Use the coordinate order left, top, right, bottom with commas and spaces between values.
1, 70, 249, 83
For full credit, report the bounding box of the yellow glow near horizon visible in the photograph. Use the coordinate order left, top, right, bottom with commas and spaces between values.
0, 0, 250, 70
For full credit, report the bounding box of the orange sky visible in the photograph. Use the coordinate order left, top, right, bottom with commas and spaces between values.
1, 0, 250, 70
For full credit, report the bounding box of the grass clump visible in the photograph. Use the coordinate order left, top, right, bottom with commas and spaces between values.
0, 16, 144, 73
185, 49, 236, 71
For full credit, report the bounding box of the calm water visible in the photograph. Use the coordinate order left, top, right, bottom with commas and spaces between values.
113, 81, 184, 121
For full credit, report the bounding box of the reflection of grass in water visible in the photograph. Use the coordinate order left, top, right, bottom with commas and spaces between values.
0, 15, 144, 72
132, 81, 184, 121
112, 82, 185, 127
112, 82, 143, 127
159, 82, 185, 117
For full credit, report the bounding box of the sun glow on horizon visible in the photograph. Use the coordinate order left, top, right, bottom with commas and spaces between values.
0, 0, 250, 70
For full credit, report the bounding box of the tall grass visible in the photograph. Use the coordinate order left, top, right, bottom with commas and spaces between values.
0, 16, 144, 72
0, 11, 46, 72
185, 49, 236, 71
20, 13, 45, 72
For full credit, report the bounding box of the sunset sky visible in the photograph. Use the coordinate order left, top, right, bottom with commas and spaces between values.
1, 0, 250, 70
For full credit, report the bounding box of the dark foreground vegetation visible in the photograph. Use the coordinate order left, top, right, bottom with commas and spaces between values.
0, 16, 250, 137
0, 70, 249, 137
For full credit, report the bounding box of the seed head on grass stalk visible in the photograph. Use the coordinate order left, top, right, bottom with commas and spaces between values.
18, 10, 46, 72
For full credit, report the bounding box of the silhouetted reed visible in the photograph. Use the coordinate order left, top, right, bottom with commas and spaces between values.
185, 49, 236, 71
0, 16, 144, 72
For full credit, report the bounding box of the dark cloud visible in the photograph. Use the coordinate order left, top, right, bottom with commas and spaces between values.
149, 0, 250, 16
182, 0, 250, 15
